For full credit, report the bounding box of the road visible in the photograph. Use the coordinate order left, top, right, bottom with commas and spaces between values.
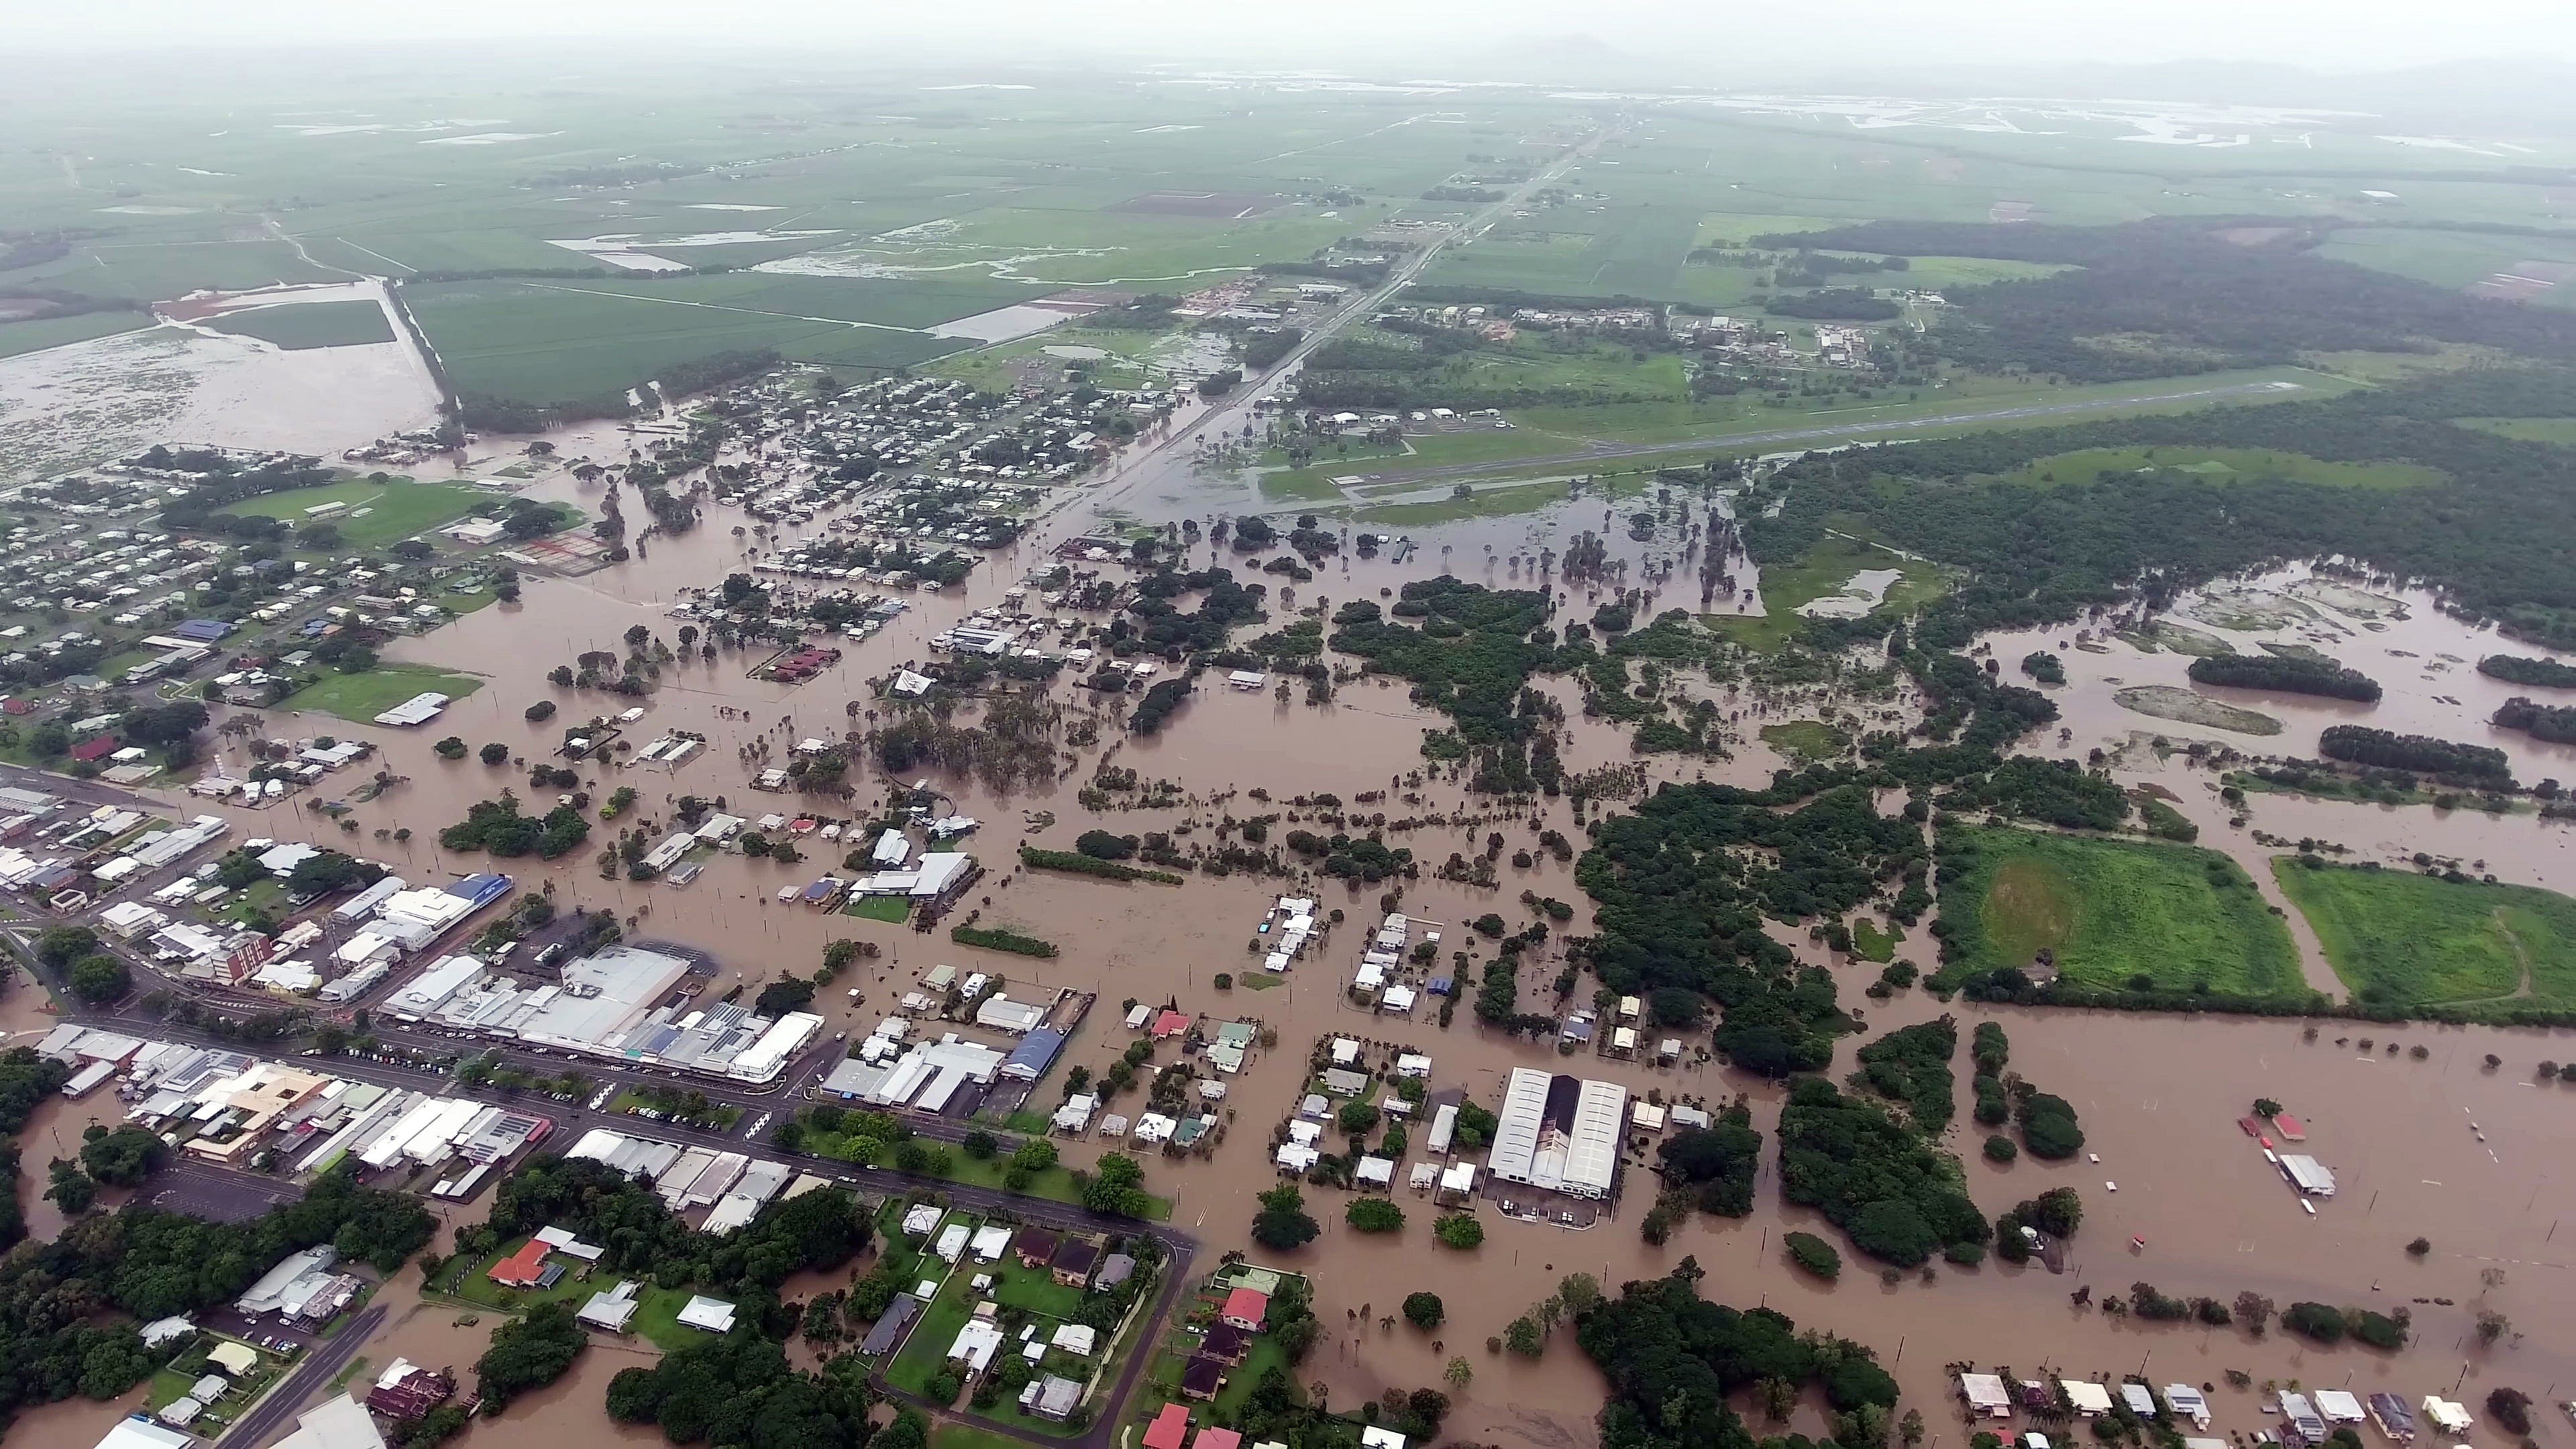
1057, 125, 1615, 529
223, 1303, 386, 1448
1332, 379, 2312, 489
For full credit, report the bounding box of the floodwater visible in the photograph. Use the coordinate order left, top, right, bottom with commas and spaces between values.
0, 316, 441, 476
47, 432, 2576, 1449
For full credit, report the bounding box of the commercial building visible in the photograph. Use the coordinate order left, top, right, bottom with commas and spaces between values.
385, 944, 821, 1083
1486, 1067, 1626, 1199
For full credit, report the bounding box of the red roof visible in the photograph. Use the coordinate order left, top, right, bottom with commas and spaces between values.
2272, 1113, 2306, 1140
1144, 1404, 1191, 1449
1221, 1287, 1269, 1326
1152, 1010, 1190, 1038
487, 1238, 551, 1287
1194, 1431, 1243, 1449
68, 735, 119, 763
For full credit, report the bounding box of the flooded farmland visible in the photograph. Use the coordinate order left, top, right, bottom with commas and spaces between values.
36, 409, 2576, 1449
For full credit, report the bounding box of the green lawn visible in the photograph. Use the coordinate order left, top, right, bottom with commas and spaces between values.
0, 309, 155, 359
845, 894, 914, 922
1994, 445, 2442, 491
990, 1258, 1086, 1319
1760, 720, 1849, 763
279, 663, 485, 725
2272, 861, 2576, 1006
431, 1242, 701, 1350
935, 1426, 1046, 1449
887, 1281, 975, 1396
1930, 825, 2302, 997
225, 477, 487, 548
205, 301, 396, 350
1713, 534, 1949, 651
1212, 1336, 1293, 1415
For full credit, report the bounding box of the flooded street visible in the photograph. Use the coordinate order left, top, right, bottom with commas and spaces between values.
35, 428, 2576, 1449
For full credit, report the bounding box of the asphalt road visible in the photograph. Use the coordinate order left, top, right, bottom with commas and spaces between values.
221, 1302, 386, 1449
1336, 379, 2310, 488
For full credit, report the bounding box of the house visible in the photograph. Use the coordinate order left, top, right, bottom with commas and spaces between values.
1181, 1355, 1226, 1401
678, 1297, 737, 1333
577, 1281, 641, 1333
206, 1341, 260, 1377
1195, 1431, 1243, 1449
1144, 1404, 1191, 1449
2164, 1385, 2213, 1431
2059, 1381, 2114, 1417
1014, 1226, 1061, 1268
859, 1295, 922, 1357
948, 1318, 1005, 1374
1360, 1430, 1407, 1449
1199, 1322, 1251, 1364
1961, 1374, 2012, 1417
1222, 1287, 1269, 1331
1051, 1236, 1102, 1288
1025, 1375, 1084, 1420
364, 1360, 456, 1420
271, 1395, 385, 1449
2365, 1392, 2414, 1442
1093, 1253, 1136, 1291
1050, 1323, 1097, 1357
486, 1240, 555, 1290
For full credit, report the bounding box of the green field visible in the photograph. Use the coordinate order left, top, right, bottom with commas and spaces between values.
2273, 861, 2576, 1006
280, 663, 485, 724
2455, 417, 2576, 446
1933, 826, 2302, 996
2316, 227, 2576, 307
0, 309, 155, 359
205, 301, 396, 350
226, 478, 487, 548
1712, 534, 1949, 650
1995, 445, 2443, 491
845, 894, 914, 922
430, 1240, 700, 1350
1760, 720, 1850, 762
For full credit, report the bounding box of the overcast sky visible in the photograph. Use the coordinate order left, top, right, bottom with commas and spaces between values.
17, 0, 2576, 73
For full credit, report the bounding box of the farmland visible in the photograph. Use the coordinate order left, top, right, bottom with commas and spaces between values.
1933, 826, 2303, 998
205, 301, 396, 350
2272, 861, 2576, 1006
0, 310, 155, 360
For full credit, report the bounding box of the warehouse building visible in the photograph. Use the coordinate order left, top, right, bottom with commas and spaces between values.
1485, 1067, 1626, 1199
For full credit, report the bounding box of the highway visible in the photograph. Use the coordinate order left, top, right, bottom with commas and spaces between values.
1331, 379, 2312, 490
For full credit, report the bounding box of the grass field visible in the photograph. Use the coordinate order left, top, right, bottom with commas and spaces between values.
1711, 534, 1948, 650
1933, 826, 2302, 996
1994, 445, 2443, 491
1760, 720, 1850, 762
226, 478, 486, 548
2272, 861, 2576, 1006
0, 309, 155, 359
2316, 227, 2576, 306
205, 301, 396, 350
280, 663, 484, 724
2455, 417, 2576, 445
15, 239, 345, 302
431, 1240, 700, 1349
845, 894, 913, 922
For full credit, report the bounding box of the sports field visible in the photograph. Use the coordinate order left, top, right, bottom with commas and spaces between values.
1932, 826, 2302, 997
2272, 860, 2576, 1006
227, 478, 488, 549
280, 663, 486, 725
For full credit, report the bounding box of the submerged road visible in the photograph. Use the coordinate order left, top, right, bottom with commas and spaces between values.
1335, 379, 2311, 490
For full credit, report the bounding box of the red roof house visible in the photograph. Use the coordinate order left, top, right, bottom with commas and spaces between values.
68, 735, 119, 763
1152, 1010, 1190, 1039
1220, 1287, 1269, 1332
1194, 1430, 1244, 1449
1144, 1403, 1191, 1449
487, 1239, 552, 1289
2272, 1113, 2306, 1141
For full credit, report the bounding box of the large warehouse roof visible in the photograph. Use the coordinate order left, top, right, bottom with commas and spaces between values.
1564, 1079, 1627, 1198
1485, 1069, 1625, 1199
1485, 1068, 1551, 1186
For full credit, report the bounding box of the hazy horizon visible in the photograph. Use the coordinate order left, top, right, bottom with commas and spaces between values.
15, 0, 2576, 78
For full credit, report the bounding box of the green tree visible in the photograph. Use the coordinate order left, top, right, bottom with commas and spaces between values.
1402, 1292, 1444, 1329
1252, 1184, 1320, 1251
1346, 1198, 1405, 1233
1433, 1214, 1485, 1249
69, 955, 131, 1006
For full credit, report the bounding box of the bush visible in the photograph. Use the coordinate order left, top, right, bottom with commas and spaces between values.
2016, 1091, 2086, 1159
1434, 1214, 1485, 1249
1983, 1134, 2018, 1163
434, 736, 468, 759
2282, 1301, 2347, 1343
480, 741, 511, 765
2486, 1388, 2533, 1436
525, 700, 557, 722
1784, 1231, 1842, 1279
1347, 1198, 1405, 1233
1943, 1241, 1986, 1267
1402, 1292, 1444, 1329
1075, 829, 1136, 860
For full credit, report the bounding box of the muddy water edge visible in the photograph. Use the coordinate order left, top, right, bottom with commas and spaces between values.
42, 448, 2576, 1449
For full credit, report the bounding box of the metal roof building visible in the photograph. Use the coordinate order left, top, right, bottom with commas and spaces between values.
1485, 1068, 1625, 1199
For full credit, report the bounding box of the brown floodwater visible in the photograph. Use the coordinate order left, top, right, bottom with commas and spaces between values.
50, 445, 2576, 1449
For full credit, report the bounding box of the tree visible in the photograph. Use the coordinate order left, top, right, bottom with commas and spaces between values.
1252, 1184, 1320, 1251
79, 1124, 168, 1185
1984, 1134, 2017, 1162
1402, 1292, 1444, 1329
2486, 1388, 2533, 1436
1504, 1316, 1544, 1356
2253, 1097, 2284, 1118
480, 741, 511, 765
475, 1300, 587, 1407
1785, 1231, 1842, 1279
44, 1159, 95, 1215
1337, 1099, 1380, 1136
526, 700, 557, 722
69, 954, 131, 1006
1081, 1153, 1153, 1218
434, 736, 468, 760
2235, 1291, 2275, 1336
1433, 1214, 1484, 1249
1557, 1273, 1601, 1316
36, 926, 99, 970
1444, 1356, 1472, 1390
1347, 1198, 1405, 1233
962, 1130, 998, 1159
